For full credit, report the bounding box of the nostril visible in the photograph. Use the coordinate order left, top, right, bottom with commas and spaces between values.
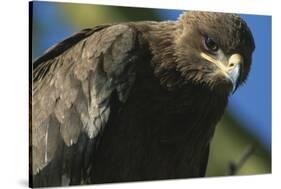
228, 54, 243, 69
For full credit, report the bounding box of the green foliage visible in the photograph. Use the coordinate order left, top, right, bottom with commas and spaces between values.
206, 112, 271, 176
60, 3, 159, 29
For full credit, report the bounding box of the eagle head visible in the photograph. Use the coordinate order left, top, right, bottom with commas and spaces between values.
174, 11, 255, 94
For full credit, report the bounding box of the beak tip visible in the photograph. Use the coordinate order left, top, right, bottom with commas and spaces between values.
232, 84, 238, 94
228, 64, 240, 93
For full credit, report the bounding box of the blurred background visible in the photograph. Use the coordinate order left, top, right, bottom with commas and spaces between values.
31, 1, 271, 177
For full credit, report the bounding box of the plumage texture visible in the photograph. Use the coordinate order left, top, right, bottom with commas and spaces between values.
30, 11, 255, 187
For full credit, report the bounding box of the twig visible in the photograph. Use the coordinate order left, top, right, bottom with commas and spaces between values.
226, 144, 256, 175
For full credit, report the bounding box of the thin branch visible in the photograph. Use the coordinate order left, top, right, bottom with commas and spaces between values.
226, 144, 256, 175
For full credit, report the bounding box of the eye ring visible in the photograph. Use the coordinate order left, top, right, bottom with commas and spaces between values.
203, 36, 219, 52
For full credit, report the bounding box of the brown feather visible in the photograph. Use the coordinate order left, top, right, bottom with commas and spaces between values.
31, 11, 255, 186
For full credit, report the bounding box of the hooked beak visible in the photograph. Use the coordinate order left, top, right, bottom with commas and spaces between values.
200, 52, 243, 92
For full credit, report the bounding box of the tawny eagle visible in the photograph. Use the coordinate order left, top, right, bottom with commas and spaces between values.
31, 11, 255, 187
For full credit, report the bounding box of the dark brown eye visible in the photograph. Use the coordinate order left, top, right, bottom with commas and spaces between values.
204, 36, 219, 52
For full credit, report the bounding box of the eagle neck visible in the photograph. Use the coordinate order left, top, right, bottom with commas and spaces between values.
139, 21, 189, 90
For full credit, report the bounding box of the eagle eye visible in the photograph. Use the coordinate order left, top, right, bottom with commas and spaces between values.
204, 36, 219, 52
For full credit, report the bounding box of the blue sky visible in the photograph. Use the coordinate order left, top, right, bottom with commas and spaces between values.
32, 3, 272, 150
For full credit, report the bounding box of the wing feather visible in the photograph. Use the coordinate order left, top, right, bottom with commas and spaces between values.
31, 24, 141, 179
